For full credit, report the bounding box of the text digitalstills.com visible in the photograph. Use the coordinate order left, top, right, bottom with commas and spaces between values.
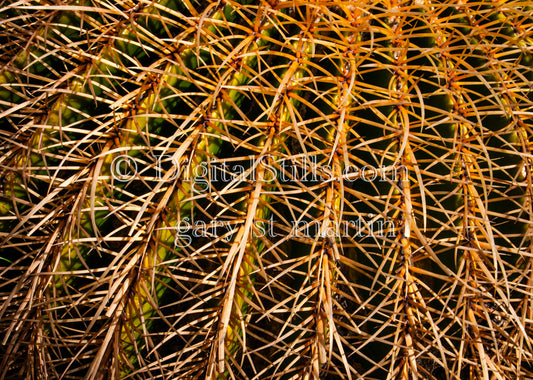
111, 153, 408, 186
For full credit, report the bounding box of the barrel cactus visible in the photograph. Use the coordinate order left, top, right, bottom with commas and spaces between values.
1, 0, 533, 378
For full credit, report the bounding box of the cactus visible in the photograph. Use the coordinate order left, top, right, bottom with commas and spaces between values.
1, 0, 533, 379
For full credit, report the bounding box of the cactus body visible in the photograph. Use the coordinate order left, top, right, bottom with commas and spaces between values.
2, 1, 533, 379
